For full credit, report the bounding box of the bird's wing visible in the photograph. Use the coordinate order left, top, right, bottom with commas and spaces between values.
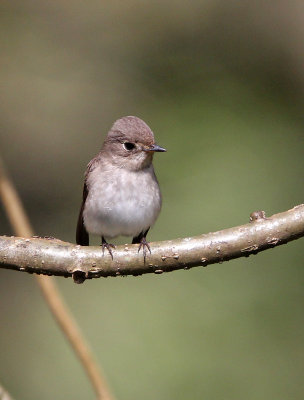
76, 181, 89, 245
76, 156, 100, 245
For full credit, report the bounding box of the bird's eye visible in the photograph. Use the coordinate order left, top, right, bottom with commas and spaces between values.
123, 142, 135, 151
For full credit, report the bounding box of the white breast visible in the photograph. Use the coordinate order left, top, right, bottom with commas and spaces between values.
83, 164, 162, 238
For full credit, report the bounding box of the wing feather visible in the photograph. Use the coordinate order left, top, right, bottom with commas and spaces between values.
76, 182, 89, 245
76, 156, 101, 245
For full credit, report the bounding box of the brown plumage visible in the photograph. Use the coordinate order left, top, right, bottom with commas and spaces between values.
76, 116, 166, 258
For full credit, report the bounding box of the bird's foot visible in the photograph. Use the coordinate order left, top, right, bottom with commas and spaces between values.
138, 237, 151, 262
101, 237, 115, 260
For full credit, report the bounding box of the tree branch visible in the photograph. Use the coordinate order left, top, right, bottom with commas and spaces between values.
1, 205, 303, 282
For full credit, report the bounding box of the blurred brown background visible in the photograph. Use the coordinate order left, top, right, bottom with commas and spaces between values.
0, 1, 304, 399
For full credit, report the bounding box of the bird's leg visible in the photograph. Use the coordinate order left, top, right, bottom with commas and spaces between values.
101, 236, 115, 260
132, 228, 151, 261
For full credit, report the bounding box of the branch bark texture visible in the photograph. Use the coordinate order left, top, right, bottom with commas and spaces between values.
1, 205, 303, 281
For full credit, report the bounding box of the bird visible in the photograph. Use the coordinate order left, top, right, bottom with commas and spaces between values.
76, 116, 166, 259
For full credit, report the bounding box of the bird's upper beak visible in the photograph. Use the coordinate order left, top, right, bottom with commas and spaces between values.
144, 144, 167, 152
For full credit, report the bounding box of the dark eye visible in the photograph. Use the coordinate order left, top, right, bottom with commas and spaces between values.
123, 142, 135, 151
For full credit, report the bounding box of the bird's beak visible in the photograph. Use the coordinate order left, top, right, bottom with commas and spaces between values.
144, 144, 167, 152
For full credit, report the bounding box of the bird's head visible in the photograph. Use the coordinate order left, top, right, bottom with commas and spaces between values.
102, 116, 166, 170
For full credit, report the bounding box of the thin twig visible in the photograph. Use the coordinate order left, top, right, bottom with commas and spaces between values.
1, 205, 303, 280
0, 157, 114, 400
0, 382, 15, 400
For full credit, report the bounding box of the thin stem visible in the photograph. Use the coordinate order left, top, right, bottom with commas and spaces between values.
0, 382, 15, 400
0, 157, 114, 400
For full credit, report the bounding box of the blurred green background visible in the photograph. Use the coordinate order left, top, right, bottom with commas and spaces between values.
1, 1, 304, 399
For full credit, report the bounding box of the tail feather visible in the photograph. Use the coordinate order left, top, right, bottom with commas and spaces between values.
76, 183, 89, 246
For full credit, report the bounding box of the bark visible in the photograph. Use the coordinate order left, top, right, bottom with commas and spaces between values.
1, 205, 303, 283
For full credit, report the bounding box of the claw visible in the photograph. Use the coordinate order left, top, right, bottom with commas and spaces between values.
101, 236, 115, 260
138, 237, 151, 262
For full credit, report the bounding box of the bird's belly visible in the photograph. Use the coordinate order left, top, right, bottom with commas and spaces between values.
83, 171, 161, 238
